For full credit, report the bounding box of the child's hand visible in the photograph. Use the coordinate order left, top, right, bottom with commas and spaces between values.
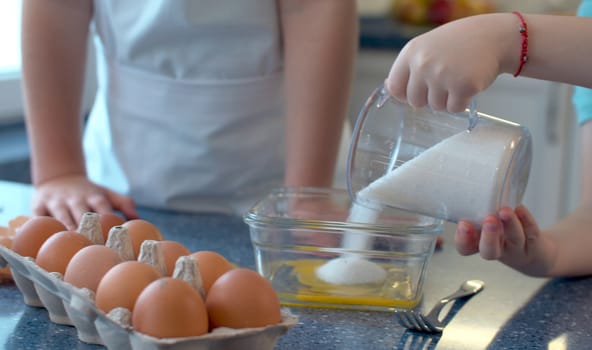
454, 205, 556, 277
385, 14, 518, 113
32, 175, 138, 230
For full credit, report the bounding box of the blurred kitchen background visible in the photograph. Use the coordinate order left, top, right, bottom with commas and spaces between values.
0, 0, 583, 228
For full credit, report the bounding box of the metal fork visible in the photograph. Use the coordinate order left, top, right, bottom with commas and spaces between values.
395, 280, 485, 333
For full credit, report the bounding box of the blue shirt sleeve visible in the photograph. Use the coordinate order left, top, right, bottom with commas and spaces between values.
573, 0, 592, 125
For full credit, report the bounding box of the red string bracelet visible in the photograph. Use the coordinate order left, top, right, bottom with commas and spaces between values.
512, 11, 529, 77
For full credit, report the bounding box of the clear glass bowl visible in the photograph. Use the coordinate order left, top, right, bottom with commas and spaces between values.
244, 187, 443, 311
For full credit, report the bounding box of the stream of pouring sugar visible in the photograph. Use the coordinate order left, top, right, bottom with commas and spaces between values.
315, 200, 386, 285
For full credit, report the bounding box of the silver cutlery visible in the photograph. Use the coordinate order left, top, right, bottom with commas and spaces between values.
395, 279, 485, 333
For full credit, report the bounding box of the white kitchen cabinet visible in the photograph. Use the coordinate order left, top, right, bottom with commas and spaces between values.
349, 49, 579, 228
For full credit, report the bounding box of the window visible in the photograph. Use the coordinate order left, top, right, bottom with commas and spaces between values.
0, 0, 23, 122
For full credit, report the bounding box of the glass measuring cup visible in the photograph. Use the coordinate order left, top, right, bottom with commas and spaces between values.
347, 84, 532, 224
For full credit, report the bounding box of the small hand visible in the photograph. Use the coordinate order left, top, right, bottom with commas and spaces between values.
454, 205, 555, 276
32, 174, 138, 230
385, 14, 514, 113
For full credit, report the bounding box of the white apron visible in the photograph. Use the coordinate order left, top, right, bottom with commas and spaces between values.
84, 0, 285, 214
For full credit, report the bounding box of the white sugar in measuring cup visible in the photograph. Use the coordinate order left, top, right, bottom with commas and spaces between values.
347, 84, 532, 225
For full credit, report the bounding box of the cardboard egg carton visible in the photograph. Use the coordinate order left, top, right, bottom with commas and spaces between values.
0, 244, 297, 350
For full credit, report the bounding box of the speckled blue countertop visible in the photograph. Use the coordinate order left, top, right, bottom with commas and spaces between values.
1, 181, 592, 350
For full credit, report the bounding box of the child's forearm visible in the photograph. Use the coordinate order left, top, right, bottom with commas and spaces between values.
510, 14, 592, 87
21, 0, 93, 185
544, 203, 592, 276
280, 0, 358, 187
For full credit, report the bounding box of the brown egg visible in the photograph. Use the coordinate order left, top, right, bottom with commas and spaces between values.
63, 245, 123, 292
99, 213, 126, 242
36, 231, 93, 274
133, 277, 208, 338
0, 236, 11, 248
190, 250, 234, 295
122, 219, 163, 259
12, 216, 67, 258
0, 226, 11, 237
160, 241, 191, 276
95, 261, 162, 314
206, 268, 281, 329
8, 215, 29, 232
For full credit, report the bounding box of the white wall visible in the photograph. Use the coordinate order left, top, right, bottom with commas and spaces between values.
0, 0, 97, 125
